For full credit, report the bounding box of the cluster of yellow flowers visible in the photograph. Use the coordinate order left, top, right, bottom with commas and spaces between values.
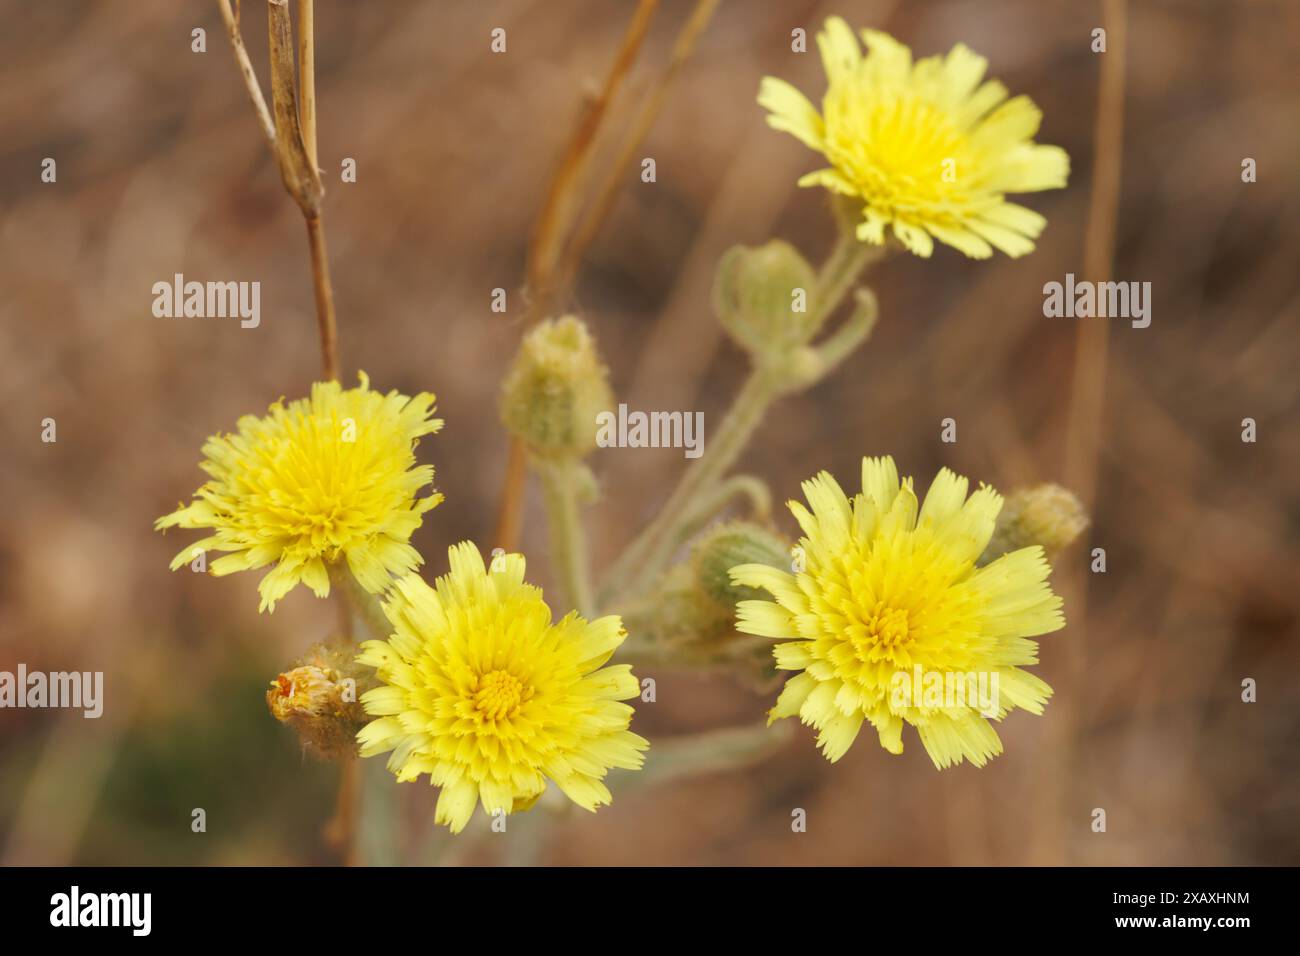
158, 19, 1070, 834
158, 375, 649, 831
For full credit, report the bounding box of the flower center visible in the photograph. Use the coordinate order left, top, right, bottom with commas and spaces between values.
866, 605, 910, 647
827, 92, 967, 210
473, 669, 527, 721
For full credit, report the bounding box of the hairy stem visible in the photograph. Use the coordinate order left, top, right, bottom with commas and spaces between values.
616, 721, 794, 790
600, 369, 778, 608
598, 233, 881, 607
814, 225, 879, 320
537, 459, 595, 618
327, 562, 391, 641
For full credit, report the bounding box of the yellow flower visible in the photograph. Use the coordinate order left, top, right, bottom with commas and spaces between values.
731, 456, 1064, 768
759, 18, 1069, 258
356, 543, 649, 833
156, 372, 442, 612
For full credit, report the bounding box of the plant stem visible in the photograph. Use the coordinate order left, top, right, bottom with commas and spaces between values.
614, 721, 794, 791
216, 0, 276, 151
814, 225, 878, 322
493, 437, 528, 550
305, 214, 339, 381
600, 368, 778, 607
598, 233, 881, 607
296, 0, 318, 170
218, 0, 338, 382
328, 561, 390, 641
552, 0, 722, 297
526, 0, 659, 310
495, 1, 661, 554
537, 459, 595, 618
322, 562, 388, 866
324, 754, 361, 866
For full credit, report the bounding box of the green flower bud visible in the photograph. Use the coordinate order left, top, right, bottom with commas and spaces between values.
690, 520, 792, 610
981, 483, 1089, 565
500, 316, 614, 459
713, 240, 820, 357
621, 522, 792, 690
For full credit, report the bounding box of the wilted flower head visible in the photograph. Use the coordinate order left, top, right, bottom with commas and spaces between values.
731, 456, 1065, 768
267, 642, 375, 760
355, 542, 648, 833
156, 372, 442, 612
759, 18, 1069, 258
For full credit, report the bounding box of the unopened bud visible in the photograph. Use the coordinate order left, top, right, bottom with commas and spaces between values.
981, 483, 1089, 564
690, 521, 792, 610
713, 240, 820, 357
500, 316, 614, 458
621, 522, 790, 691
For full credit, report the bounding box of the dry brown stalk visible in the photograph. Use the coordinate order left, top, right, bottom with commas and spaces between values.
525, 0, 660, 316
216, 0, 276, 151
216, 0, 348, 861
296, 0, 319, 170
492, 1, 661, 550
266, 0, 323, 216
216, 0, 338, 382
553, 0, 722, 298
1031, 0, 1128, 866
1065, 0, 1128, 509
492, 1, 720, 551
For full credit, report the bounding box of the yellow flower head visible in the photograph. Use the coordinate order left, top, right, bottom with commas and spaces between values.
356, 543, 649, 833
731, 457, 1065, 769
759, 18, 1069, 259
156, 372, 442, 612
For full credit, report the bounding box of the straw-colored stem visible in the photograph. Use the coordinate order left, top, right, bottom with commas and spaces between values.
493, 437, 528, 550
296, 0, 318, 170
322, 563, 388, 868
217, 0, 337, 382
1065, 0, 1128, 508
1034, 0, 1128, 867
526, 0, 659, 313
305, 214, 339, 381
215, 0, 275, 152
324, 754, 361, 866
553, 0, 723, 297
491, 1, 666, 553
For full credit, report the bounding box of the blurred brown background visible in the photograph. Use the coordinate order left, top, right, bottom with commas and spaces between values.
1, 0, 1297, 865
